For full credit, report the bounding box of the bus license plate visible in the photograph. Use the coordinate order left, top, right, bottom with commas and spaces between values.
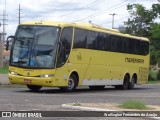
24, 79, 32, 83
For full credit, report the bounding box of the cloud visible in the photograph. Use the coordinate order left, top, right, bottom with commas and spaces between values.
0, 0, 159, 36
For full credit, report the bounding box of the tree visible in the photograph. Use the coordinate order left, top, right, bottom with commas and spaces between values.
124, 4, 155, 37
152, 2, 160, 16
124, 1, 160, 65
150, 23, 160, 64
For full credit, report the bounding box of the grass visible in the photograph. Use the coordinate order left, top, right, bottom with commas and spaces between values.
147, 80, 160, 84
119, 100, 148, 110
0, 65, 8, 74
72, 102, 81, 106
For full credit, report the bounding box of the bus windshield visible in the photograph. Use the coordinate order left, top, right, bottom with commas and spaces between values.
10, 25, 60, 68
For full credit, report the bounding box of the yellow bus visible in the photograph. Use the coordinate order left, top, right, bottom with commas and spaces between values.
7, 21, 149, 92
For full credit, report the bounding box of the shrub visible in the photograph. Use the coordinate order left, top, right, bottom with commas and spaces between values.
157, 71, 160, 80
148, 70, 157, 81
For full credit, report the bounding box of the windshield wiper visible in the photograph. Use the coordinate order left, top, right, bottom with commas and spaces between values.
17, 37, 34, 39
14, 60, 27, 64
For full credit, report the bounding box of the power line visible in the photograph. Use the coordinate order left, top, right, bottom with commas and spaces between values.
73, 0, 129, 22
40, 0, 74, 13
99, 16, 129, 25
33, 0, 74, 21
72, 0, 130, 22
59, 0, 104, 17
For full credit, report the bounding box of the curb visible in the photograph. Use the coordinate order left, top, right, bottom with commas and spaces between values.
62, 104, 160, 120
62, 104, 115, 111
0, 74, 10, 85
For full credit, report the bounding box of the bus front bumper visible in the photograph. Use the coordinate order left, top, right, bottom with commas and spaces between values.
9, 74, 57, 87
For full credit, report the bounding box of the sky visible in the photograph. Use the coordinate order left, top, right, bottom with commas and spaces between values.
0, 0, 159, 37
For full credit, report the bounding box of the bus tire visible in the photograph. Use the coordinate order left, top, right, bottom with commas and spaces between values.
129, 76, 136, 89
122, 75, 130, 90
60, 74, 78, 92
89, 86, 105, 90
26, 85, 42, 91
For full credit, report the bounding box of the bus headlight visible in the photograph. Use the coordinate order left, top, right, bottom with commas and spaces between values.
40, 74, 54, 78
10, 71, 18, 75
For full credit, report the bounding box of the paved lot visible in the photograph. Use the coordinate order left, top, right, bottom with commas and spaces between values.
0, 74, 9, 85
0, 84, 159, 120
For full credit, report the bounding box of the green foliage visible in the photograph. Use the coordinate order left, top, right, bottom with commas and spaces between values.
150, 23, 160, 39
119, 100, 148, 110
150, 23, 160, 64
150, 45, 160, 65
0, 65, 8, 74
124, 1, 160, 65
157, 71, 160, 80
150, 48, 157, 65
147, 80, 160, 84
124, 4, 154, 37
152, 2, 160, 16
148, 69, 157, 81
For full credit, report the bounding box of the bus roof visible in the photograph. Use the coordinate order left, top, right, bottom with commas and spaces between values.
21, 21, 149, 42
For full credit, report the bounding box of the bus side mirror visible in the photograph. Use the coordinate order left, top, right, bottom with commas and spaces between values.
6, 36, 15, 51
6, 41, 9, 51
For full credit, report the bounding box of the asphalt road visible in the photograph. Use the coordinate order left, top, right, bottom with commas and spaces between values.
0, 84, 159, 120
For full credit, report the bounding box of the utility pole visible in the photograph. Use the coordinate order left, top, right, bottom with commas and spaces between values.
18, 4, 22, 24
2, 0, 7, 41
0, 10, 7, 68
0, 32, 3, 68
2, 10, 6, 41
0, 0, 7, 68
109, 13, 117, 29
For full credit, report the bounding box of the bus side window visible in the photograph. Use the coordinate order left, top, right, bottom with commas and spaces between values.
124, 38, 130, 54
57, 27, 73, 68
97, 33, 105, 50
74, 28, 88, 48
144, 41, 149, 55
87, 31, 98, 49
112, 36, 123, 52
104, 34, 111, 51
111, 35, 118, 52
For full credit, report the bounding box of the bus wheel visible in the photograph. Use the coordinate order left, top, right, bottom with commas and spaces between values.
89, 86, 105, 90
122, 75, 130, 90
129, 76, 136, 89
60, 74, 78, 92
26, 85, 42, 91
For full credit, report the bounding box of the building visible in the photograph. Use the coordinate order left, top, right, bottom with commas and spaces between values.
3, 50, 10, 65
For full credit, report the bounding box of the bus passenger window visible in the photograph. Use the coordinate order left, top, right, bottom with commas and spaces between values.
97, 33, 105, 50
87, 31, 98, 50
104, 34, 111, 51
74, 28, 88, 48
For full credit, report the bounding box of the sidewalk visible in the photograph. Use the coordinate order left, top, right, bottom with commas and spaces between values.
0, 74, 10, 85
